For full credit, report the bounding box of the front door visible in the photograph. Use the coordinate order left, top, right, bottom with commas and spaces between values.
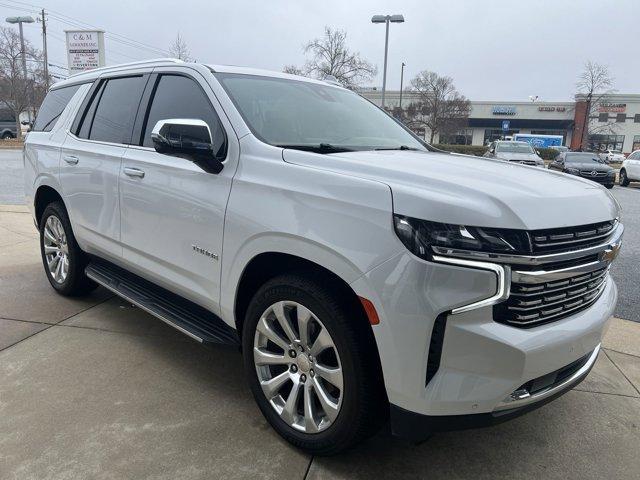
119, 71, 237, 313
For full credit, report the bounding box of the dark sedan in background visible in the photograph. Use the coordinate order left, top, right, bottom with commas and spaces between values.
549, 152, 615, 188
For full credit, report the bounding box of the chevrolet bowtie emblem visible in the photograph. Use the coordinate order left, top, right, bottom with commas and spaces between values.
599, 242, 621, 262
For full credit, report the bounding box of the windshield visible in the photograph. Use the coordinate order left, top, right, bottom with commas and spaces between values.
215, 73, 426, 152
565, 153, 605, 163
496, 142, 535, 154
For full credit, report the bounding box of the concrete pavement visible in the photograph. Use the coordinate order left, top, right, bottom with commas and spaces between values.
1, 206, 639, 479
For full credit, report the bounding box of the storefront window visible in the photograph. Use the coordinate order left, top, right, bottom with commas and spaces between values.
439, 129, 473, 145
588, 134, 625, 152
484, 129, 519, 144
633, 135, 640, 152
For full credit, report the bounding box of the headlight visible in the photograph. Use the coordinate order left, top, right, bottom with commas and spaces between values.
393, 215, 532, 260
566, 168, 580, 174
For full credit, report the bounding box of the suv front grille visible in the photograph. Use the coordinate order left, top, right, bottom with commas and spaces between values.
530, 220, 616, 254
494, 266, 608, 327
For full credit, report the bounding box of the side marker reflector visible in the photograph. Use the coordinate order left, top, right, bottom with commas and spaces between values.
359, 296, 380, 325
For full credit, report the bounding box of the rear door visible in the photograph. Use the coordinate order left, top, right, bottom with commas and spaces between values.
60, 73, 149, 260
118, 68, 238, 312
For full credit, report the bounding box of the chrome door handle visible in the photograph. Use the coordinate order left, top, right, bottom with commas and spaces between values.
63, 155, 79, 165
123, 167, 145, 178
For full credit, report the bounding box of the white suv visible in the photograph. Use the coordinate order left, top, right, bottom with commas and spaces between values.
620, 150, 640, 186
24, 59, 622, 454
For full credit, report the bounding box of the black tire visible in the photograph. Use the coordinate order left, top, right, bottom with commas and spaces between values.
39, 201, 97, 296
619, 169, 630, 187
2, 131, 13, 139
242, 273, 386, 455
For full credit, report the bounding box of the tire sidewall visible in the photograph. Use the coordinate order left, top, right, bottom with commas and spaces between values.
39, 203, 84, 295
620, 170, 628, 186
242, 279, 364, 451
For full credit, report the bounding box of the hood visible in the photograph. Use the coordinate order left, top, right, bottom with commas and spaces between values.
565, 162, 613, 172
282, 149, 619, 230
495, 152, 542, 162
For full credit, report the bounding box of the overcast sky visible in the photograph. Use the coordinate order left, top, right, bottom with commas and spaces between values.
4, 0, 638, 101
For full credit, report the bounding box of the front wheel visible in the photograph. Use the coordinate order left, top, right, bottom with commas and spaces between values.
619, 169, 630, 187
242, 274, 386, 455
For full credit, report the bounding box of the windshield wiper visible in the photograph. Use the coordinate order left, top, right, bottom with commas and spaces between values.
276, 143, 355, 154
374, 145, 420, 151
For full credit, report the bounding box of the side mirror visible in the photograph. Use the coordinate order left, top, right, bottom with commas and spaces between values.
151, 118, 224, 174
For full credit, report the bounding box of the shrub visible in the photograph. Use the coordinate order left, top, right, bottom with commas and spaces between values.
433, 144, 488, 156
536, 148, 560, 160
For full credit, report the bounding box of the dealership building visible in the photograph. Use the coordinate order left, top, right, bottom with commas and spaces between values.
362, 90, 640, 154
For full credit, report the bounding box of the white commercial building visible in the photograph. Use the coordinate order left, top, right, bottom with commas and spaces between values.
362, 90, 640, 154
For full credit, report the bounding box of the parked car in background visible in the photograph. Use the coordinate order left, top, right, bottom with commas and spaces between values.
0, 109, 17, 139
619, 150, 640, 186
549, 152, 615, 188
600, 149, 625, 163
484, 140, 545, 167
549, 145, 569, 153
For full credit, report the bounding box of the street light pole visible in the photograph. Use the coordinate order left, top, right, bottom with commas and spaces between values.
372, 14, 404, 110
6, 16, 35, 123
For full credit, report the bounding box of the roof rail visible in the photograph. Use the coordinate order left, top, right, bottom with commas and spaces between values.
67, 58, 184, 78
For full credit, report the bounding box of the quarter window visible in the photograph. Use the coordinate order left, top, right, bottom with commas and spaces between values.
80, 76, 147, 144
141, 74, 226, 157
33, 84, 82, 132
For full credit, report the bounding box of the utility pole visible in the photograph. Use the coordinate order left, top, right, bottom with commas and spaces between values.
40, 9, 49, 89
399, 62, 405, 113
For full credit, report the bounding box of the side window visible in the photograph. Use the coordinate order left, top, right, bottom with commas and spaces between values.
32, 84, 81, 132
81, 76, 147, 144
141, 74, 226, 156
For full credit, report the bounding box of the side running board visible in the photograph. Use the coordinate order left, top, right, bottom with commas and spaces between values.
85, 260, 239, 346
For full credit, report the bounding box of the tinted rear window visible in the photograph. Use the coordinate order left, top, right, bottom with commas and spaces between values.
33, 84, 82, 132
84, 76, 147, 144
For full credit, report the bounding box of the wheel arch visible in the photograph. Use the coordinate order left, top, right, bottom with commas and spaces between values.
34, 184, 65, 225
233, 251, 366, 337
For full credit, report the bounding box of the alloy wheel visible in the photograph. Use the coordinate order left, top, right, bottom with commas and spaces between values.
43, 215, 69, 284
253, 301, 343, 434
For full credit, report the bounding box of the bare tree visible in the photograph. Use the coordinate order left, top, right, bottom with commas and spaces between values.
284, 27, 376, 90
168, 33, 192, 61
405, 70, 471, 143
0, 27, 41, 138
576, 61, 617, 150
282, 65, 305, 76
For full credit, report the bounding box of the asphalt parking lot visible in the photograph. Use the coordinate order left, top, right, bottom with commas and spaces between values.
2, 148, 640, 479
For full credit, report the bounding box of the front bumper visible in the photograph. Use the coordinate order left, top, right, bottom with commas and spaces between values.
390, 344, 599, 442
350, 249, 618, 436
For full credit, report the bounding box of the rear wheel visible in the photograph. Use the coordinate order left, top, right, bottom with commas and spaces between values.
39, 202, 97, 296
619, 169, 630, 187
1, 131, 14, 139
242, 274, 386, 455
